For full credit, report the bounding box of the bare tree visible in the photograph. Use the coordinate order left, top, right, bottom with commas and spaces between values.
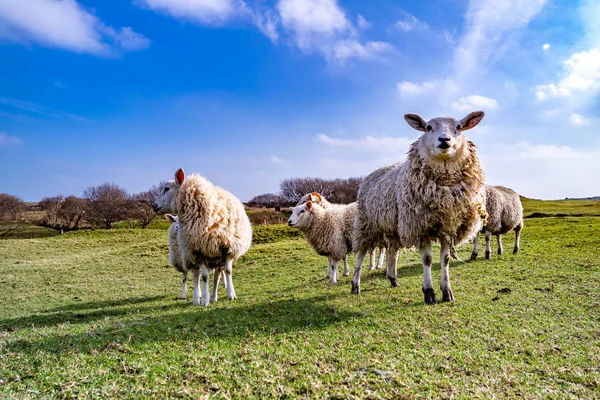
83, 183, 129, 229
0, 193, 25, 221
247, 193, 286, 208
279, 176, 363, 204
39, 195, 64, 226
124, 190, 158, 229
58, 196, 87, 229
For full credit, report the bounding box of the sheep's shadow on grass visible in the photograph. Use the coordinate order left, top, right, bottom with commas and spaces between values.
5, 295, 362, 356
0, 295, 175, 332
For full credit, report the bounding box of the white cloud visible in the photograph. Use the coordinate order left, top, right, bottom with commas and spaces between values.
276, 0, 391, 62
253, 10, 279, 42
269, 155, 286, 164
570, 113, 589, 125
277, 0, 349, 37
138, 0, 236, 24
397, 81, 435, 96
480, 141, 600, 199
0, 0, 149, 55
0, 97, 87, 121
453, 0, 547, 79
105, 26, 151, 51
543, 43, 550, 50
536, 47, 600, 100
357, 15, 370, 29
452, 95, 499, 111
395, 12, 429, 32
0, 132, 22, 146
316, 133, 415, 153
330, 40, 391, 62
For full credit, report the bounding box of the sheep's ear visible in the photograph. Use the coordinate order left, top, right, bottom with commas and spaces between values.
460, 111, 485, 131
310, 192, 322, 202
174, 168, 185, 185
404, 114, 427, 132
165, 214, 176, 223
306, 201, 313, 211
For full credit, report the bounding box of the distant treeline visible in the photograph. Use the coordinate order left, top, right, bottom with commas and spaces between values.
0, 181, 166, 231
247, 176, 363, 207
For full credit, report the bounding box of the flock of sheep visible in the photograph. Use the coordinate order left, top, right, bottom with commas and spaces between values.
152, 110, 523, 306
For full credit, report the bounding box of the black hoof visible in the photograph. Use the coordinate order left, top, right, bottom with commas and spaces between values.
389, 277, 398, 287
513, 248, 519, 255
470, 252, 478, 261
422, 287, 437, 305
351, 283, 360, 294
442, 288, 454, 302
498, 249, 503, 255
485, 251, 491, 260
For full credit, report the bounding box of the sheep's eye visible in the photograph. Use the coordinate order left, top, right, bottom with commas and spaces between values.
426, 125, 433, 132
456, 124, 462, 130
300, 210, 305, 214
164, 187, 169, 193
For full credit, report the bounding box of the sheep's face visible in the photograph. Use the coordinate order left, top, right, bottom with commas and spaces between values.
288, 202, 313, 228
152, 168, 185, 214
404, 111, 484, 160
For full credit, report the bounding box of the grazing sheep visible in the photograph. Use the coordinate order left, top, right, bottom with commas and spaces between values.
153, 168, 252, 306
470, 185, 523, 260
351, 111, 487, 304
297, 192, 386, 274
288, 201, 355, 284
165, 214, 227, 300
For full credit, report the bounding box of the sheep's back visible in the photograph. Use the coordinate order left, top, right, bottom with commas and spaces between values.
485, 185, 523, 234
177, 174, 252, 265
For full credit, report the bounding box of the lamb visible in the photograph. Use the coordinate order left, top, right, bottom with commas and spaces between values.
470, 185, 523, 260
165, 214, 187, 299
287, 200, 355, 285
153, 168, 252, 306
297, 192, 386, 273
351, 111, 487, 304
165, 214, 228, 300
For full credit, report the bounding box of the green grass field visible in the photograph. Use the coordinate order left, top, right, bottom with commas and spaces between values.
1, 211, 599, 397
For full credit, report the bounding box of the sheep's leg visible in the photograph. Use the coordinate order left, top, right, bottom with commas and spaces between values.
484, 231, 492, 260
179, 271, 188, 299
200, 264, 210, 306
420, 241, 436, 305
351, 250, 367, 294
224, 258, 237, 300
513, 224, 522, 254
497, 234, 503, 255
386, 246, 399, 287
470, 234, 479, 261
328, 258, 339, 285
368, 249, 375, 270
210, 267, 222, 304
342, 255, 350, 276
376, 247, 385, 269
221, 270, 228, 289
440, 240, 454, 302
192, 269, 201, 306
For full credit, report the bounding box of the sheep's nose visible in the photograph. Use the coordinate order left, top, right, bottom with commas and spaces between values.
287, 220, 293, 226
438, 136, 451, 143
152, 203, 159, 212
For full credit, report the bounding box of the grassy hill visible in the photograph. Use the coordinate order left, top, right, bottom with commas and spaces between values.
521, 197, 600, 217
1, 215, 599, 398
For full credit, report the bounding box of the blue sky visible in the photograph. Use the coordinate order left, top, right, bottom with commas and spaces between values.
1, 0, 599, 201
